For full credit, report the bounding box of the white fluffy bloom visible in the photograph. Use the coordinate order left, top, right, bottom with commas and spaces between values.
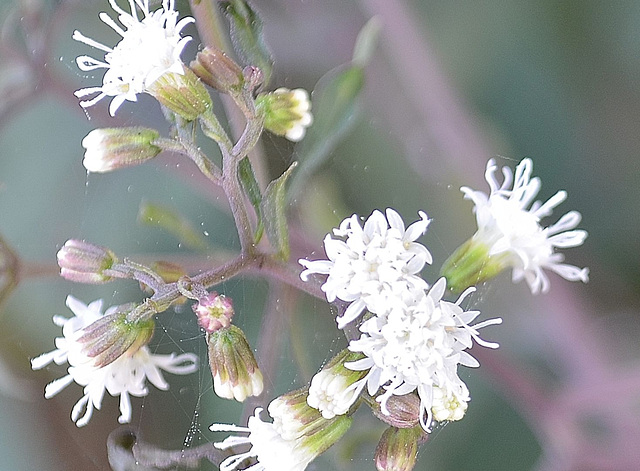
73, 0, 194, 116
31, 296, 198, 427
345, 278, 501, 431
211, 408, 316, 471
462, 158, 589, 294
299, 208, 432, 328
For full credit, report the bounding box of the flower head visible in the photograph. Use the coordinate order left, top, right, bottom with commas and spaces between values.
299, 208, 432, 328
212, 392, 351, 471
81, 127, 162, 173
73, 0, 195, 116
443, 158, 589, 294
345, 278, 501, 431
31, 296, 198, 426
257, 88, 313, 141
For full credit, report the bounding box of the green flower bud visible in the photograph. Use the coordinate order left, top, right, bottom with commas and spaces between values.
256, 87, 313, 141
147, 66, 212, 121
82, 127, 161, 173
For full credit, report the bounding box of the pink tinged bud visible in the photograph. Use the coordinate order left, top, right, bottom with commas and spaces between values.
368, 392, 423, 429
82, 127, 162, 173
190, 47, 244, 93
207, 326, 263, 402
193, 292, 234, 333
375, 426, 424, 471
57, 239, 118, 284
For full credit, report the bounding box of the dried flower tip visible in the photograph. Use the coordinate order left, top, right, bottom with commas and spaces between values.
307, 349, 368, 419
207, 326, 263, 401
256, 88, 313, 141
82, 127, 161, 173
375, 426, 423, 471
57, 239, 119, 284
193, 292, 234, 333
147, 66, 213, 121
190, 47, 244, 93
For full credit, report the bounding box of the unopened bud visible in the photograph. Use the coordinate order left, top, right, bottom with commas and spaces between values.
193, 292, 234, 333
243, 66, 264, 90
307, 349, 367, 419
57, 239, 118, 284
269, 388, 353, 454
82, 127, 161, 173
147, 66, 212, 121
0, 235, 18, 306
78, 305, 155, 367
190, 47, 243, 93
375, 426, 423, 471
256, 87, 312, 141
368, 392, 422, 429
207, 325, 263, 402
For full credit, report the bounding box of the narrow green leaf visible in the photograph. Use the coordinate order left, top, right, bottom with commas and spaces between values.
138, 201, 209, 251
237, 156, 264, 242
288, 18, 380, 201
220, 0, 274, 85
261, 162, 298, 260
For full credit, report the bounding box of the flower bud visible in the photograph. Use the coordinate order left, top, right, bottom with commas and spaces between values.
307, 349, 367, 419
207, 325, 263, 401
82, 127, 162, 173
374, 426, 424, 471
190, 47, 244, 93
78, 305, 155, 367
256, 87, 313, 141
193, 292, 234, 333
368, 392, 422, 429
269, 388, 353, 455
147, 66, 212, 121
440, 237, 505, 293
57, 239, 119, 284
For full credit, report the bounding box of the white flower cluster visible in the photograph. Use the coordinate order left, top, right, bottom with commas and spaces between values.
462, 158, 589, 294
300, 209, 501, 431
31, 296, 198, 427
73, 0, 194, 115
300, 208, 432, 329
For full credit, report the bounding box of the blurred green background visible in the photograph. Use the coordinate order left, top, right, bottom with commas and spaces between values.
0, 0, 639, 470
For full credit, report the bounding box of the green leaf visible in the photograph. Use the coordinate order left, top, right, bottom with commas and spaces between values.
288, 18, 380, 201
238, 156, 264, 243
137, 201, 209, 251
261, 162, 297, 260
220, 0, 274, 85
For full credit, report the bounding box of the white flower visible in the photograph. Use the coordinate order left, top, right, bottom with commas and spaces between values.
299, 208, 432, 328
431, 385, 468, 422
211, 408, 315, 471
73, 0, 194, 116
344, 278, 501, 431
31, 296, 198, 427
461, 158, 589, 294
